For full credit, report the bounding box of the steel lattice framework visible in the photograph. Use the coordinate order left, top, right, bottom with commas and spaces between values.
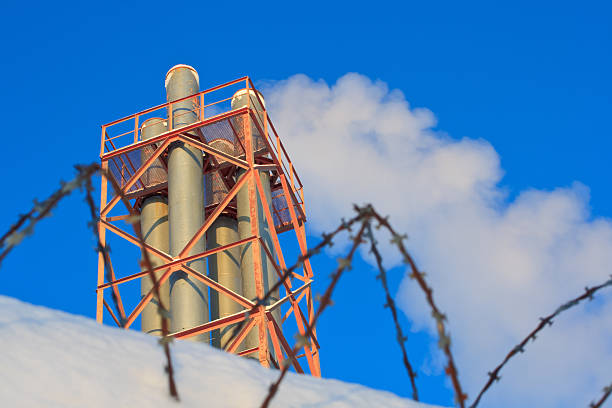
96, 76, 320, 376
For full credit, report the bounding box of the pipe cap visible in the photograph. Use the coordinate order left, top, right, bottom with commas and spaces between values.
165, 64, 199, 88
231, 88, 266, 108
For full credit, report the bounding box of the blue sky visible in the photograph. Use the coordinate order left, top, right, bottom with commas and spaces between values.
0, 1, 610, 407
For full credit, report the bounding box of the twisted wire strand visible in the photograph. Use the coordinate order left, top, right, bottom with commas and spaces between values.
365, 220, 419, 401
469, 276, 612, 408
2, 164, 611, 408
222, 209, 367, 349
589, 381, 612, 408
99, 165, 180, 401
259, 219, 369, 408
368, 207, 467, 407
259, 204, 465, 407
0, 163, 180, 401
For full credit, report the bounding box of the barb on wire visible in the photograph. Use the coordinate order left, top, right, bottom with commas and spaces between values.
0, 208, 35, 252
590, 382, 612, 408
365, 220, 419, 401
469, 276, 612, 408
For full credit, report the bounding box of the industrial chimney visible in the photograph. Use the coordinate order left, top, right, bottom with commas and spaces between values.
139, 118, 169, 335
165, 65, 209, 342
96, 69, 320, 376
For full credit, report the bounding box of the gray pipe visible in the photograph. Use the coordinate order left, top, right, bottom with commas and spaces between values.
205, 138, 243, 349
140, 118, 169, 336
236, 170, 280, 358
207, 215, 242, 349
236, 168, 259, 355
233, 89, 280, 359
166, 65, 209, 342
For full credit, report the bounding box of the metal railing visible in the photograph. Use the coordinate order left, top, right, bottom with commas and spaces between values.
99, 76, 306, 222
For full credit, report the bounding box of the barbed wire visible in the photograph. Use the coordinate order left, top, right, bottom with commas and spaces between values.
89, 165, 180, 401
369, 209, 468, 407
0, 163, 125, 325
258, 204, 466, 407
2, 164, 611, 408
469, 276, 612, 408
0, 165, 99, 265
259, 211, 370, 408
365, 221, 419, 401
222, 206, 369, 349
590, 382, 612, 408
0, 163, 179, 401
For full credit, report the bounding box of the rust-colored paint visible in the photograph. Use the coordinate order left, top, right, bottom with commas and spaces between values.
97, 76, 320, 377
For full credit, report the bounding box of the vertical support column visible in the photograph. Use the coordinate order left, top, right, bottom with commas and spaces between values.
298, 221, 321, 376
258, 172, 281, 326
165, 64, 209, 342
259, 96, 281, 330
140, 118, 170, 335
237, 168, 273, 364
236, 168, 258, 355
249, 173, 269, 366
234, 87, 278, 364
235, 82, 268, 366
96, 160, 108, 323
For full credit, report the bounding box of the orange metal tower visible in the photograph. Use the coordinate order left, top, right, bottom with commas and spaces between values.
96, 75, 320, 376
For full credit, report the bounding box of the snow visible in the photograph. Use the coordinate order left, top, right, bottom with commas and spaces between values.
0, 296, 445, 408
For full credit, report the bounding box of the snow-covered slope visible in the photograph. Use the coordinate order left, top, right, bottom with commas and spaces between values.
0, 296, 444, 408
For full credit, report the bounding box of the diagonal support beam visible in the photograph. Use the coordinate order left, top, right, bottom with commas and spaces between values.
179, 168, 252, 258
282, 290, 308, 323
179, 264, 255, 309
103, 299, 121, 327
269, 315, 304, 374
170, 307, 259, 340
178, 134, 249, 170
97, 236, 257, 291
106, 256, 126, 322
259, 236, 292, 290
266, 280, 312, 313
278, 172, 314, 279
226, 318, 258, 354
266, 313, 284, 369
101, 136, 174, 216
237, 347, 259, 357
254, 173, 319, 359
101, 220, 173, 262
254, 173, 290, 282
251, 203, 316, 373
124, 267, 174, 329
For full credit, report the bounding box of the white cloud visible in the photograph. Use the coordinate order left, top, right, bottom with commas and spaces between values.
264, 73, 612, 408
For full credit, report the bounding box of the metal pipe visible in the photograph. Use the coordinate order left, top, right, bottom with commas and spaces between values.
258, 171, 281, 328
233, 89, 280, 358
205, 138, 243, 349
236, 168, 259, 355
165, 64, 209, 342
140, 118, 169, 336
207, 215, 242, 349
